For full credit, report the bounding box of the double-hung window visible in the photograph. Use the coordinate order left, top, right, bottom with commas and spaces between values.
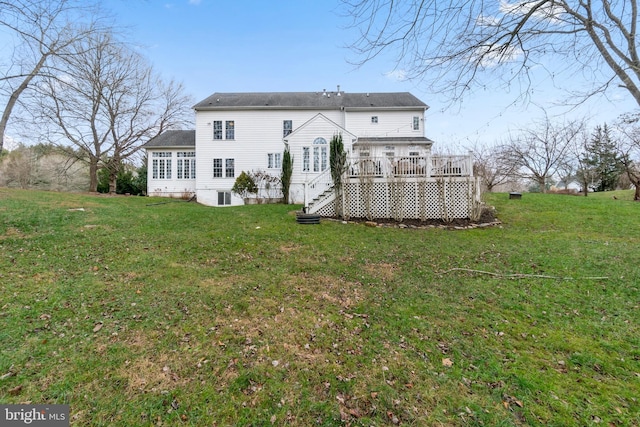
268, 153, 282, 169
225, 120, 235, 140
213, 121, 222, 139
213, 158, 235, 178
283, 120, 292, 137
213, 120, 235, 140
302, 147, 310, 172
413, 116, 420, 131
152, 152, 172, 179
213, 158, 223, 177
225, 158, 235, 178
177, 151, 196, 179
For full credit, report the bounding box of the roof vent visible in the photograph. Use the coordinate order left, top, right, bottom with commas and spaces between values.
322, 89, 327, 97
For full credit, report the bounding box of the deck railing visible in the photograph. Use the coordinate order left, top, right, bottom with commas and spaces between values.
347, 154, 473, 178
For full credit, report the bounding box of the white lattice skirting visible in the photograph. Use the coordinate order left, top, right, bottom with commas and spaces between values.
313, 177, 481, 220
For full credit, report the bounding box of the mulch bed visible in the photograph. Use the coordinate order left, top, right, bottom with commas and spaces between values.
328, 207, 500, 230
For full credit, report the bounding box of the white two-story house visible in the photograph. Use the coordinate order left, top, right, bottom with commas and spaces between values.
146, 90, 431, 203
144, 89, 477, 219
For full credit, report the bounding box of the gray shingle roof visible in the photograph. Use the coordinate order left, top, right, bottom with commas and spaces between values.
144, 130, 195, 148
193, 92, 428, 110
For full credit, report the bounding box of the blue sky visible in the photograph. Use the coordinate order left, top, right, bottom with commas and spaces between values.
6, 0, 638, 149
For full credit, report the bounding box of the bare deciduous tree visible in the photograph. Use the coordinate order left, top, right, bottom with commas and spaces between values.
470, 142, 517, 192
343, 0, 640, 107
36, 31, 192, 192
501, 117, 583, 192
0, 0, 106, 152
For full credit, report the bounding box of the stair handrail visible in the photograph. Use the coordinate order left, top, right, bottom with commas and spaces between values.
303, 168, 334, 210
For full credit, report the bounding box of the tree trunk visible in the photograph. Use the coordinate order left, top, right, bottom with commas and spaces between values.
635, 182, 640, 201
88, 159, 99, 192
539, 177, 547, 193
109, 171, 117, 194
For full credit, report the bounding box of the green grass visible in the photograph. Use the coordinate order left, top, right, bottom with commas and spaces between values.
1, 188, 638, 426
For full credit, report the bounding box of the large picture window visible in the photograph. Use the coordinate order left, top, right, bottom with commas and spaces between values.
302, 138, 328, 173
152, 152, 172, 179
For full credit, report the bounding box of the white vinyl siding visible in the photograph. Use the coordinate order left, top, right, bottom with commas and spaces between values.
346, 110, 425, 137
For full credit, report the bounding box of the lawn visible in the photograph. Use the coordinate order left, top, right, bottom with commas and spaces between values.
0, 188, 638, 426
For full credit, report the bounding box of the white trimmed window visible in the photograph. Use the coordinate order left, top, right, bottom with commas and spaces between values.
225, 158, 235, 177
177, 151, 196, 179
152, 152, 172, 179
213, 120, 235, 140
268, 153, 282, 169
213, 121, 222, 139
283, 120, 292, 137
213, 158, 234, 178
371, 116, 378, 124
225, 120, 235, 140
413, 116, 420, 131
302, 147, 310, 172
303, 137, 328, 173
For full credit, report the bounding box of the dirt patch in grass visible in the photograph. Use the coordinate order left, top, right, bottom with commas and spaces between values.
363, 262, 398, 282
279, 244, 301, 253
120, 355, 188, 394
1, 227, 28, 240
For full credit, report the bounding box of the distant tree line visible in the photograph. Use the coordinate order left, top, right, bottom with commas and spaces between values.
0, 144, 147, 195
471, 116, 639, 199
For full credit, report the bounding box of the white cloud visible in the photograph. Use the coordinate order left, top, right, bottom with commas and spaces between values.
476, 13, 501, 27
499, 0, 564, 23
384, 70, 408, 82
188, 0, 202, 5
